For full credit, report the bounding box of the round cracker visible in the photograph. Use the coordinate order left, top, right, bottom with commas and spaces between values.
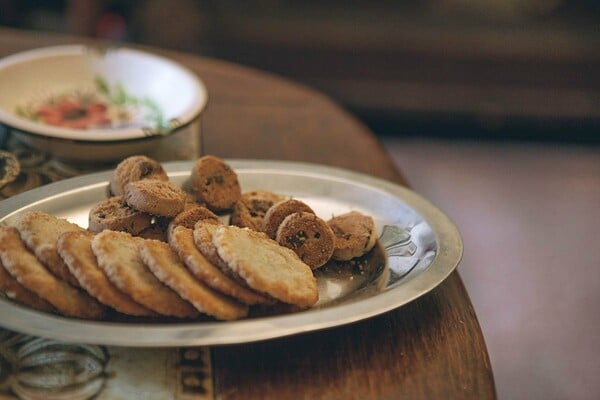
139, 239, 248, 321
0, 256, 54, 312
13, 211, 84, 287
169, 226, 268, 305
327, 211, 377, 260
213, 225, 318, 308
0, 226, 105, 319
58, 231, 155, 317
193, 222, 273, 303
91, 230, 198, 318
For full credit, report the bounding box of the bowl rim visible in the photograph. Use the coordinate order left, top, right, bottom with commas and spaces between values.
0, 44, 208, 142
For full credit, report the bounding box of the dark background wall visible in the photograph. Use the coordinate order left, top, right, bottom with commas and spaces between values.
1, 0, 598, 141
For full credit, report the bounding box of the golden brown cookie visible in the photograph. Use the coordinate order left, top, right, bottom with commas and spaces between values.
110, 155, 168, 196
139, 239, 248, 321
88, 195, 152, 234
213, 225, 318, 308
124, 179, 186, 217
190, 155, 241, 212
0, 226, 105, 319
92, 230, 198, 318
0, 256, 54, 312
170, 226, 269, 305
263, 199, 314, 239
327, 211, 377, 261
231, 190, 286, 231
58, 231, 155, 317
167, 204, 220, 240
192, 221, 232, 272
276, 212, 335, 269
13, 211, 85, 287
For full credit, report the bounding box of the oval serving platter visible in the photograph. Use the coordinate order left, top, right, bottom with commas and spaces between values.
0, 160, 462, 347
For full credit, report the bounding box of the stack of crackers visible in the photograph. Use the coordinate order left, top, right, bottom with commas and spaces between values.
0, 155, 377, 321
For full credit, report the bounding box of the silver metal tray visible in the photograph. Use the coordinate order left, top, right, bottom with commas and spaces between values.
0, 160, 462, 347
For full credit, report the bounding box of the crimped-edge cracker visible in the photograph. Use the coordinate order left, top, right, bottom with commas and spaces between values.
13, 211, 84, 287
110, 155, 168, 196
276, 211, 335, 270
213, 225, 318, 308
327, 211, 377, 261
230, 190, 286, 231
91, 230, 198, 318
139, 239, 248, 321
193, 222, 273, 303
190, 155, 241, 212
0, 256, 54, 312
88, 195, 152, 234
170, 226, 268, 305
124, 180, 186, 217
0, 226, 105, 319
263, 199, 314, 239
58, 231, 155, 317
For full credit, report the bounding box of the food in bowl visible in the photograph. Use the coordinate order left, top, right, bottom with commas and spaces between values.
0, 45, 207, 162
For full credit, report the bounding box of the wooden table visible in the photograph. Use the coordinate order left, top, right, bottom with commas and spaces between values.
0, 28, 496, 399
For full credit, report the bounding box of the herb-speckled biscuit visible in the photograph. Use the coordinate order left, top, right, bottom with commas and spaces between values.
213, 225, 318, 308
190, 155, 241, 212
276, 212, 335, 269
327, 211, 377, 260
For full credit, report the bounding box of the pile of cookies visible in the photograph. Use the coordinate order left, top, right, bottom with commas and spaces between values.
0, 155, 377, 321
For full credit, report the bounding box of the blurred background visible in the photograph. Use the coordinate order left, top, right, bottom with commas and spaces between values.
1, 0, 599, 140
1, 2, 599, 399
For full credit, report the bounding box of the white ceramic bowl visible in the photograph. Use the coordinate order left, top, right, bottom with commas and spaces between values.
0, 45, 207, 162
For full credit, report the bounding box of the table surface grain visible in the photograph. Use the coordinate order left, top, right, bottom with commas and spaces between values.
0, 27, 496, 400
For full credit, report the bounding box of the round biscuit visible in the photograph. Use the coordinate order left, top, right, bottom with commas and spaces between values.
213, 225, 318, 308
0, 226, 105, 319
110, 155, 168, 196
139, 239, 248, 321
58, 231, 155, 317
263, 199, 314, 239
88, 195, 152, 234
13, 211, 85, 287
327, 211, 377, 260
276, 212, 335, 269
91, 230, 198, 318
170, 226, 268, 305
124, 180, 186, 217
190, 155, 241, 212
231, 190, 286, 231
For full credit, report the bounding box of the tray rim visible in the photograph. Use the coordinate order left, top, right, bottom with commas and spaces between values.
0, 159, 463, 347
